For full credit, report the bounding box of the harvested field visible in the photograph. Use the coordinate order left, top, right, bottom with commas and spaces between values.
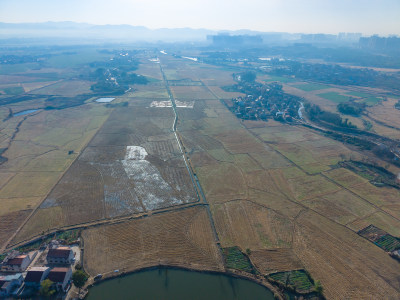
82, 206, 223, 275
0, 210, 32, 246
213, 200, 293, 250
11, 207, 65, 244
286, 174, 340, 202
29, 80, 93, 96
171, 86, 216, 100
250, 249, 303, 275
303, 189, 375, 225
12, 105, 197, 237
293, 210, 400, 299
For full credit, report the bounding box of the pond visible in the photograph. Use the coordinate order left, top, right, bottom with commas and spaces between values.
13, 109, 39, 116
86, 268, 275, 300
95, 97, 115, 103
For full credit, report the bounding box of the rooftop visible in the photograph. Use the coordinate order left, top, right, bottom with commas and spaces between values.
48, 267, 70, 283
47, 248, 72, 259
5, 255, 28, 266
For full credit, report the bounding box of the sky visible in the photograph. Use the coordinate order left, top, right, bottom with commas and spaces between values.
0, 0, 399, 35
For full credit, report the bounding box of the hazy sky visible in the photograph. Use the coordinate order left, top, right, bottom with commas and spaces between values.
0, 0, 399, 35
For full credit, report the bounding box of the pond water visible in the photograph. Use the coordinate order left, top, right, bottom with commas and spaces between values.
13, 109, 39, 116
96, 97, 115, 103
86, 268, 275, 300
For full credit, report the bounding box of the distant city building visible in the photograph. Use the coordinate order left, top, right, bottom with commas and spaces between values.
300, 33, 337, 43
208, 34, 263, 47
359, 35, 400, 51
338, 32, 362, 42
47, 246, 74, 264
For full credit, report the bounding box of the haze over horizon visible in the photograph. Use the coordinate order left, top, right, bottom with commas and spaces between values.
0, 0, 399, 36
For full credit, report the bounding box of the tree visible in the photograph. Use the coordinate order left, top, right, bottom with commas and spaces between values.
314, 280, 324, 296
39, 279, 55, 297
72, 270, 88, 292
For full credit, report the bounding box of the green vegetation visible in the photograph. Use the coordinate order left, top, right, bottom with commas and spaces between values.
338, 160, 399, 189
222, 246, 255, 274
305, 103, 357, 129
15, 229, 80, 252
268, 270, 315, 294
0, 253, 6, 263
395, 100, 400, 110
358, 225, 400, 252
237, 71, 256, 82
90, 68, 148, 94
346, 91, 371, 98
39, 279, 56, 297
2, 86, 25, 95
375, 235, 400, 252
44, 95, 91, 110
292, 83, 331, 91
364, 97, 381, 105
72, 270, 89, 291
337, 101, 366, 116
314, 280, 324, 296
104, 102, 128, 108
318, 92, 351, 103
264, 75, 296, 83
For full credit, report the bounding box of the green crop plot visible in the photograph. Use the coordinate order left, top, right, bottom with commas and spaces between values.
292, 83, 332, 91
269, 270, 314, 293
264, 75, 295, 83
223, 246, 255, 273
375, 235, 400, 252
2, 86, 25, 95
318, 92, 351, 103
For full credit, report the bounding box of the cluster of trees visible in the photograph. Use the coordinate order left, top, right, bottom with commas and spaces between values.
337, 101, 366, 116
90, 67, 148, 94
0, 54, 51, 64
395, 100, 400, 110
271, 61, 400, 92
305, 103, 357, 129
90, 52, 140, 72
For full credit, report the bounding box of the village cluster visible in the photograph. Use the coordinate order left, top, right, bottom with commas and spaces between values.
0, 240, 79, 298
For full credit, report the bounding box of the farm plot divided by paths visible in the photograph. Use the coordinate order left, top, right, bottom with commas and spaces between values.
159, 55, 400, 299
5, 54, 400, 299
12, 102, 199, 244
82, 206, 224, 275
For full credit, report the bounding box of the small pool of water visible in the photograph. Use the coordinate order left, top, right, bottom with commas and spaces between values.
86, 268, 275, 300
13, 109, 39, 116
96, 97, 115, 103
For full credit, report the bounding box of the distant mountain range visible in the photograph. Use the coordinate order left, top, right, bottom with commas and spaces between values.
0, 22, 296, 43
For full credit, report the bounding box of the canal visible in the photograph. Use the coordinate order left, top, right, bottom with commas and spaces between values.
86, 268, 275, 300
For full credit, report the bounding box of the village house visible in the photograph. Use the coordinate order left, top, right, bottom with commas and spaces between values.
0, 273, 23, 297
24, 267, 51, 287
47, 267, 72, 292
46, 246, 74, 264
1, 253, 31, 272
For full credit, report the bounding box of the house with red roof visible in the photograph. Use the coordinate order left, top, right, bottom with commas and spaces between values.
47, 267, 72, 292
1, 254, 31, 272
24, 267, 50, 287
46, 246, 74, 264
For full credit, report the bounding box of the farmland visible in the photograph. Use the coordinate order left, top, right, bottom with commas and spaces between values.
82, 206, 223, 275
1, 47, 400, 299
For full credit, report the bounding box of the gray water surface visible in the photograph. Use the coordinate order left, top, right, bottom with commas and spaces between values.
86, 268, 275, 300
14, 109, 39, 116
